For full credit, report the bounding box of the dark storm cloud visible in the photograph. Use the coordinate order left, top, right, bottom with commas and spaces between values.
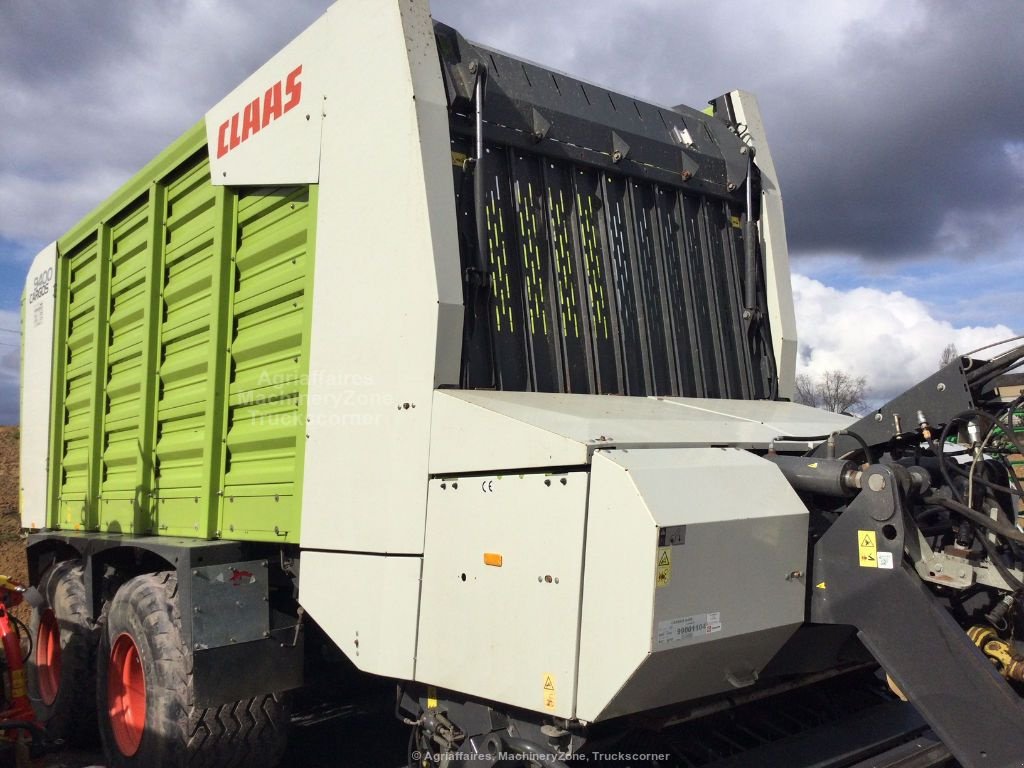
1, 0, 333, 240
432, 0, 1024, 261
2, 0, 1022, 258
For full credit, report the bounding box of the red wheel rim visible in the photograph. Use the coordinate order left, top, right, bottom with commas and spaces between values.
36, 609, 61, 706
108, 633, 146, 756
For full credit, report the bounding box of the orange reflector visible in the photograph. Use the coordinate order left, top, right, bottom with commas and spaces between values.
483, 553, 503, 567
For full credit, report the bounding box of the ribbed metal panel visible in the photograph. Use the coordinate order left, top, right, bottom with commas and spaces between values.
458, 141, 771, 400
221, 186, 313, 541
99, 202, 150, 518
57, 238, 100, 528
49, 127, 315, 542
155, 157, 218, 504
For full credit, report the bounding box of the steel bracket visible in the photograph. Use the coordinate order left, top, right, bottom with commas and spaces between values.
811, 465, 1024, 768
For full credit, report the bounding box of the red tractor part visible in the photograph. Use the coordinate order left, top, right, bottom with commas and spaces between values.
107, 633, 146, 756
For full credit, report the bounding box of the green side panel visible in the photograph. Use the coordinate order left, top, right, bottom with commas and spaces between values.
220, 186, 316, 542
57, 236, 101, 529
152, 156, 223, 536
99, 201, 150, 524
48, 122, 316, 543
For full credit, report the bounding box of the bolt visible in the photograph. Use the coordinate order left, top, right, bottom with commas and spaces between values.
611, 150, 623, 162
192, 569, 199, 576
681, 170, 692, 181
867, 474, 887, 492
263, 631, 271, 639
787, 570, 804, 580
194, 643, 201, 650
934, 563, 943, 573
874, 413, 884, 422
740, 146, 748, 155
544, 478, 552, 486
469, 60, 479, 74
727, 183, 736, 191
936, 382, 946, 392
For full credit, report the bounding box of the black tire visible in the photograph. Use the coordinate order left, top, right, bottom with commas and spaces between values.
26, 558, 98, 745
97, 571, 290, 768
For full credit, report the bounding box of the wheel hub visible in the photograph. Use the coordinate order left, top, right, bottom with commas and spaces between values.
108, 632, 146, 756
36, 608, 61, 706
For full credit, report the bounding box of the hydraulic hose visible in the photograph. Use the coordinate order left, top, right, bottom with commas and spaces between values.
472, 63, 489, 284
928, 495, 1024, 546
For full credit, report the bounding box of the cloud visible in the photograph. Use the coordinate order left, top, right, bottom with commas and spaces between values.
792, 274, 1016, 403
0, 0, 333, 243
3, 0, 1021, 262
434, 0, 1024, 262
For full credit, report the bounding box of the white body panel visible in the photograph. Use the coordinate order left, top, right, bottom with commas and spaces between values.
416, 472, 588, 718
35, 0, 820, 726
298, 551, 422, 679
297, 0, 463, 554
729, 90, 798, 400
429, 389, 852, 474
20, 243, 58, 529
206, 21, 326, 185
575, 448, 809, 721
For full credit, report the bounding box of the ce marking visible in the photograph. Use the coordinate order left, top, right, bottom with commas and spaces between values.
481, 480, 495, 493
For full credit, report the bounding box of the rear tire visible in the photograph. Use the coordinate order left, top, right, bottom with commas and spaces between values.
97, 571, 290, 768
26, 558, 98, 745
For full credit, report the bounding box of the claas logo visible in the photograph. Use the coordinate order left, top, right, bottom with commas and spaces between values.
216, 65, 303, 158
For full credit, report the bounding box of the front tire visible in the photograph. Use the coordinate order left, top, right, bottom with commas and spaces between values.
27, 558, 97, 745
97, 571, 290, 768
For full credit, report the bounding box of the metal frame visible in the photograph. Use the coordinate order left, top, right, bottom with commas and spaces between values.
811, 464, 1024, 767
26, 532, 302, 706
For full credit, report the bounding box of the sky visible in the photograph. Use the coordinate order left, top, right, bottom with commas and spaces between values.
1, 0, 1021, 423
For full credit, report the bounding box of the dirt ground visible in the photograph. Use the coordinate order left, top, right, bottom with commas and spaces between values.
0, 426, 30, 623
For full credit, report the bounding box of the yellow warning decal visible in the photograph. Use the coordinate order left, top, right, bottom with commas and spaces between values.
656, 547, 672, 588
451, 151, 469, 168
729, 215, 742, 229
816, 581, 827, 590
543, 674, 557, 711
858, 530, 877, 568
426, 685, 438, 709
807, 462, 819, 469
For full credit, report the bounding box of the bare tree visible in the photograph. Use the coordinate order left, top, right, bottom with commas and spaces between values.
794, 370, 868, 415
939, 343, 959, 369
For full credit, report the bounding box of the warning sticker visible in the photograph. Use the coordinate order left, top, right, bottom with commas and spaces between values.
656, 612, 722, 645
877, 551, 894, 569
542, 674, 556, 711
656, 547, 672, 588
858, 529, 877, 568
